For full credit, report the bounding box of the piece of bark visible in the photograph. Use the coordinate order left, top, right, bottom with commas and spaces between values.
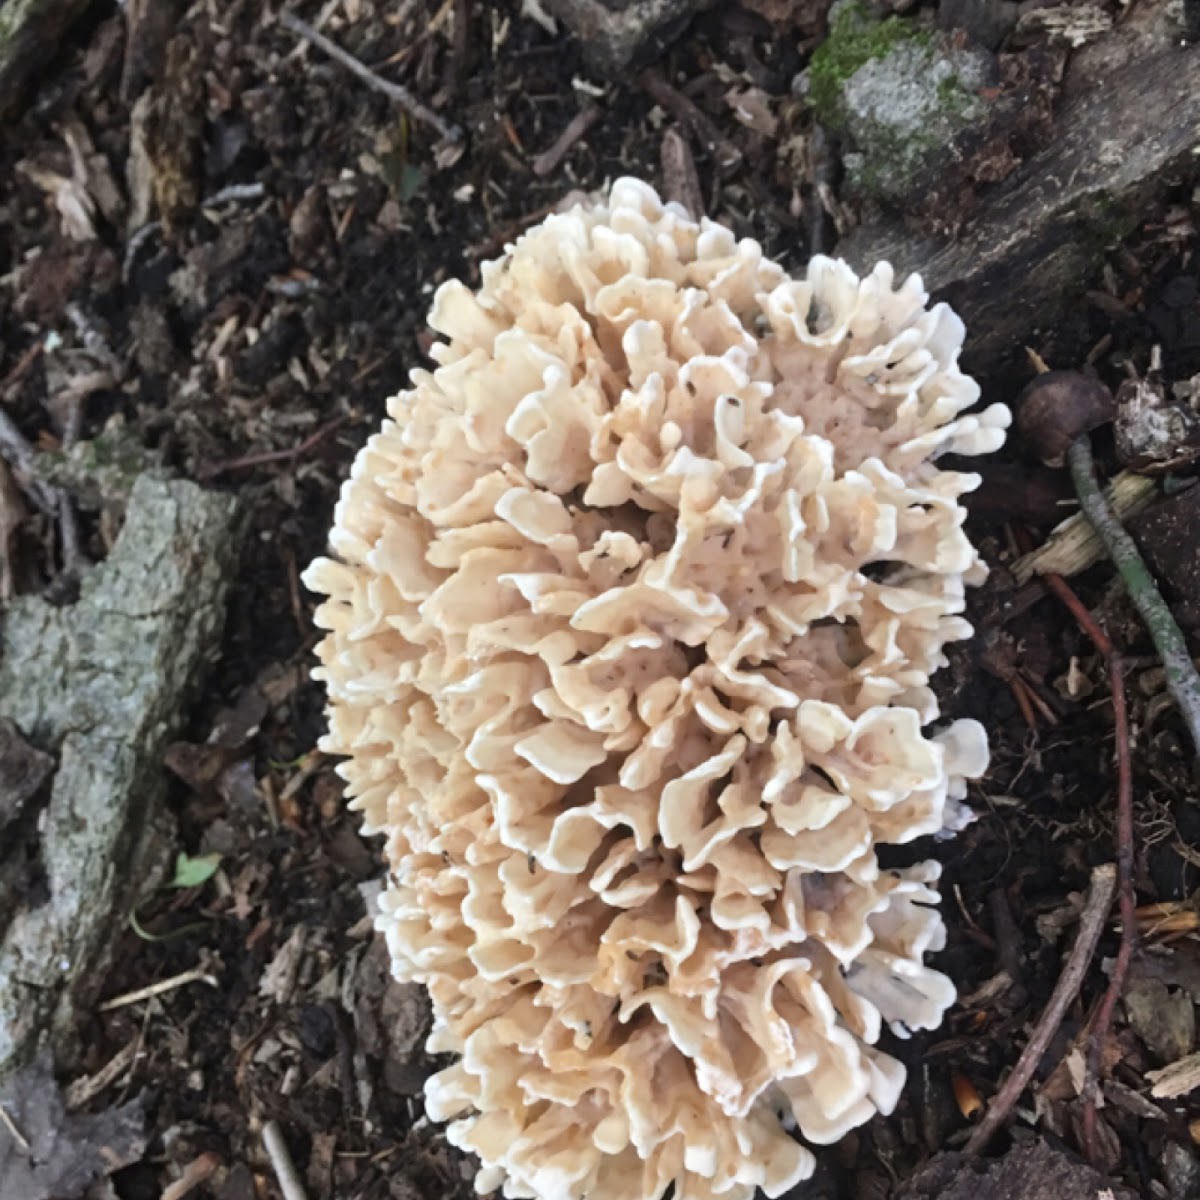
0, 475, 240, 1077
0, 0, 93, 120
894, 1138, 1139, 1200
839, 2, 1200, 376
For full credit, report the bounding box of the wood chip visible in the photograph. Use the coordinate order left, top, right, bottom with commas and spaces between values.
1147, 1052, 1200, 1099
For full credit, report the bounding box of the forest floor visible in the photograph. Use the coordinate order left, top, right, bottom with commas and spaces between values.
1, 1, 1199, 1198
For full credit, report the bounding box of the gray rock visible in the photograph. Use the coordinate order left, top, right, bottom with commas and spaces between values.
839, 39, 993, 204
0, 475, 240, 1077
542, 0, 709, 74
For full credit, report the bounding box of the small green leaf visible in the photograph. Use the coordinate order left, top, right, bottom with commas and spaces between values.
170, 851, 222, 890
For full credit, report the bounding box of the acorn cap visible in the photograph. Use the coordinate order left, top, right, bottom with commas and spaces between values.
1016, 370, 1115, 466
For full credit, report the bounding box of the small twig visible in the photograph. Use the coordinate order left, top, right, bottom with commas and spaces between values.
199, 414, 349, 479
987, 888, 1026, 997
0, 339, 45, 392
263, 1120, 309, 1200
1083, 653, 1137, 1163
0, 1103, 31, 1154
98, 962, 219, 1012
532, 103, 603, 177
1040, 563, 1139, 1162
66, 1037, 141, 1110
638, 68, 742, 173
439, 0, 471, 105
160, 1151, 221, 1200
965, 863, 1118, 1155
279, 12, 461, 143
1043, 571, 1114, 658
1007, 674, 1038, 731
1067, 435, 1200, 757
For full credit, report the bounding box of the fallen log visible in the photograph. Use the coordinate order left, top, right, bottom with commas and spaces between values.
0, 476, 240, 1078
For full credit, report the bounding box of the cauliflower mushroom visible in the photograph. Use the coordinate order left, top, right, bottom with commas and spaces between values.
305, 178, 1010, 1200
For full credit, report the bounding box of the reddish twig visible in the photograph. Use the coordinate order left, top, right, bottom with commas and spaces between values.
1008, 674, 1038, 731
1082, 652, 1137, 1163
1044, 571, 1114, 657
199, 414, 348, 479
965, 863, 1117, 1155
1038, 570, 1137, 1163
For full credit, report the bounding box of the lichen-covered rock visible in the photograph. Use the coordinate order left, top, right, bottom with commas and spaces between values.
803, 1, 996, 206
0, 475, 240, 1077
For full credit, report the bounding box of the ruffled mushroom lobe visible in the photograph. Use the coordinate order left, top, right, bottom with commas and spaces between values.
305, 178, 1009, 1200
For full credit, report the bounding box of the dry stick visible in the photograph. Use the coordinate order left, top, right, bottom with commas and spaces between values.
98, 962, 219, 1012
1067, 435, 1200, 757
262, 1120, 309, 1200
1041, 565, 1137, 1162
532, 103, 603, 177
160, 1151, 221, 1200
638, 68, 742, 173
1083, 653, 1137, 1164
279, 11, 461, 143
965, 863, 1118, 1155
0, 1103, 31, 1153
199, 414, 349, 479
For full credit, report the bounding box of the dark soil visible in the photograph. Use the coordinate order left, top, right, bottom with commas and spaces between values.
1, 1, 1199, 1198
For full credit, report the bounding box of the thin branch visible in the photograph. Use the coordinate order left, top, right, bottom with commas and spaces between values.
532, 103, 603, 177
98, 962, 219, 1012
198, 413, 349, 479
1067, 435, 1200, 756
638, 68, 742, 173
965, 863, 1118, 1155
1083, 654, 1137, 1162
279, 12, 461, 143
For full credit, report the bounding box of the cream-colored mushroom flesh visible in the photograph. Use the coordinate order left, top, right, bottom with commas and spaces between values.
305, 178, 1010, 1200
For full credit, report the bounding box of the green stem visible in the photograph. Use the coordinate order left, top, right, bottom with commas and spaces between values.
1067, 435, 1200, 759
